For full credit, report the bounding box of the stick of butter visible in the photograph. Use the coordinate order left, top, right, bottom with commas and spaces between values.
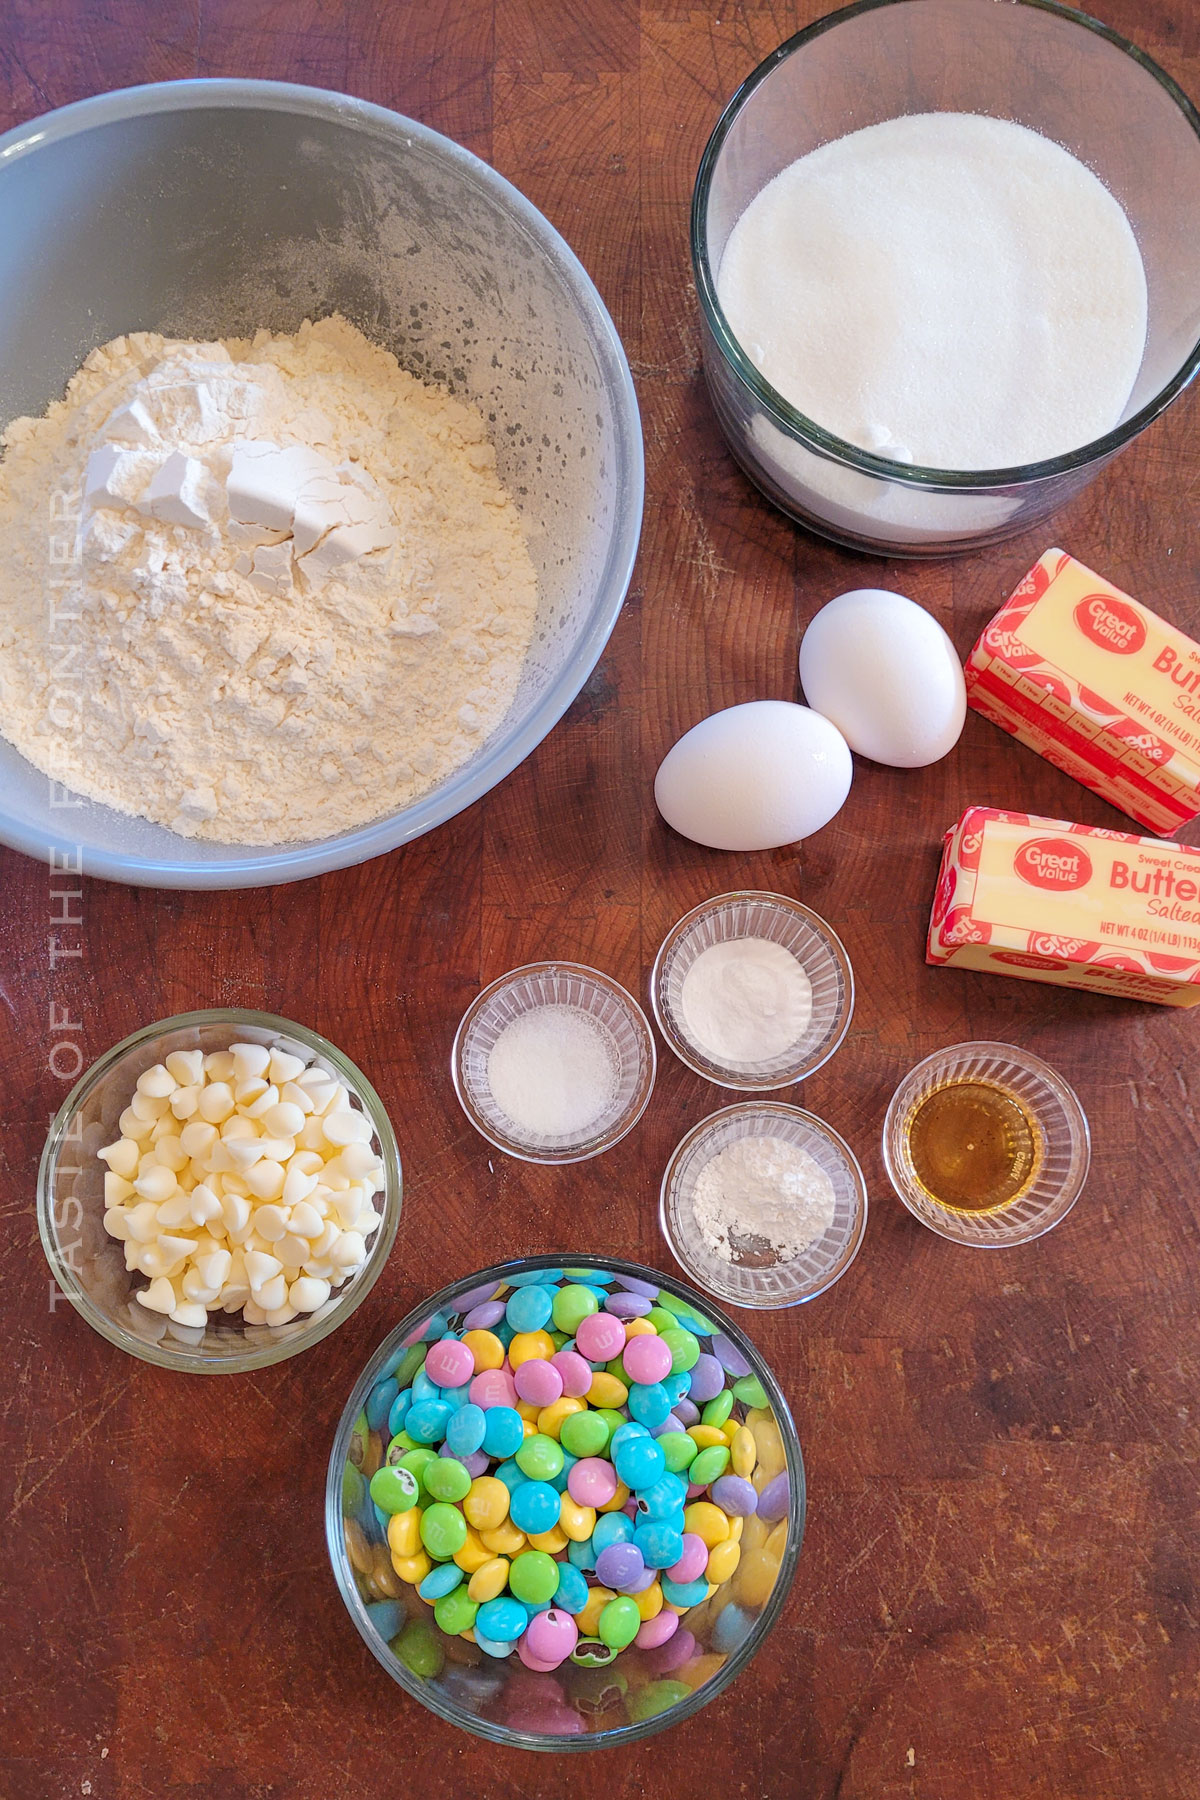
965, 549, 1200, 836
927, 806, 1200, 1007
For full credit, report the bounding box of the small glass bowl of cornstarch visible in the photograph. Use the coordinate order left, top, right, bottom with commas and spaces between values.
651, 893, 854, 1090
452, 962, 657, 1163
661, 1102, 867, 1309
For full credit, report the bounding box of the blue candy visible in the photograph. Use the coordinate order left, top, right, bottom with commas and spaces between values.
712, 1602, 754, 1654
614, 1434, 666, 1492
662, 1371, 692, 1406
608, 1420, 649, 1454
637, 1471, 687, 1519
418, 1564, 465, 1601
661, 1575, 708, 1608
445, 1403, 487, 1458
474, 1630, 515, 1659
481, 1405, 524, 1460
567, 1535, 597, 1570
549, 1449, 577, 1494
507, 1268, 564, 1287
505, 1283, 555, 1332
476, 1596, 526, 1641
411, 1368, 440, 1404
633, 1521, 684, 1569
627, 1382, 672, 1429
592, 1511, 634, 1554
405, 1399, 453, 1444
492, 1458, 528, 1495
365, 1599, 403, 1642
509, 1479, 561, 1536
365, 1377, 400, 1431
564, 1267, 616, 1285
386, 1390, 412, 1439
554, 1562, 590, 1614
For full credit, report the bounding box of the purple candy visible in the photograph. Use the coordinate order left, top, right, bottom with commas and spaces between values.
674, 1398, 700, 1427
605, 1292, 652, 1318
616, 1276, 660, 1298
711, 1474, 758, 1516
636, 1608, 679, 1650
642, 1626, 696, 1675
595, 1542, 645, 1590
621, 1563, 657, 1593
506, 1707, 583, 1736
456, 1282, 502, 1313
461, 1449, 490, 1477
463, 1299, 507, 1330
649, 1412, 684, 1438
758, 1471, 791, 1522
712, 1332, 752, 1378
685, 1353, 725, 1403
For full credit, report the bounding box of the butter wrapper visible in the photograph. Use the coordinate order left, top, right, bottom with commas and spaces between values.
965, 549, 1200, 835
927, 805, 1200, 1007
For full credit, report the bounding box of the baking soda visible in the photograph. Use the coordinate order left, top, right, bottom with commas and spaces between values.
718, 113, 1147, 470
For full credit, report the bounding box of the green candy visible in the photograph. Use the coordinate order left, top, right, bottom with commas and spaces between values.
627, 1678, 691, 1721
657, 1430, 699, 1473
595, 1407, 626, 1441
690, 1444, 731, 1485
368, 1464, 420, 1514
341, 1463, 366, 1512
398, 1446, 438, 1493
509, 1549, 559, 1605
552, 1283, 599, 1334
433, 1587, 478, 1636
385, 1432, 418, 1465
604, 1353, 629, 1383
393, 1344, 428, 1388
597, 1595, 640, 1650
391, 1618, 444, 1679
419, 1501, 468, 1560
569, 1636, 618, 1668
516, 1432, 565, 1481
560, 1410, 610, 1458
572, 1666, 629, 1716
423, 1456, 472, 1504
702, 1390, 735, 1429
660, 1327, 700, 1374
733, 1374, 769, 1409
645, 1307, 676, 1335
655, 1291, 717, 1334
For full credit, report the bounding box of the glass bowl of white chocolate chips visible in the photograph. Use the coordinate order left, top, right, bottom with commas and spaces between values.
37, 1010, 401, 1370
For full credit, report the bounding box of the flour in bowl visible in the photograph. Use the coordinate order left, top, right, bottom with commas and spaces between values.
0, 315, 538, 842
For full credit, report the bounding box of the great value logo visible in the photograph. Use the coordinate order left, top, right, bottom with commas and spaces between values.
1072, 593, 1146, 655
1013, 837, 1094, 890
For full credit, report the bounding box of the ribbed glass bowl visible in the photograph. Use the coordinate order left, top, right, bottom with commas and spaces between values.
651, 892, 854, 1089
327, 1255, 804, 1749
661, 1103, 868, 1308
692, 0, 1200, 555
37, 1008, 401, 1369
451, 963, 656, 1163
882, 1041, 1090, 1245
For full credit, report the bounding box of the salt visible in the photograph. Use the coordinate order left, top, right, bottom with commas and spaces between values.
679, 937, 812, 1066
486, 1005, 619, 1140
718, 112, 1147, 472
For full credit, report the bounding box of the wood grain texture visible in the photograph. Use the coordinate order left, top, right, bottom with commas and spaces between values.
1, 2, 1198, 1795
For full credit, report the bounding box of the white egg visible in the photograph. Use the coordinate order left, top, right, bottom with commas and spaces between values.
798, 588, 966, 768
654, 700, 852, 851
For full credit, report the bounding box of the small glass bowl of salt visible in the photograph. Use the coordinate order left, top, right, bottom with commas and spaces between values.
451, 961, 657, 1163
660, 1101, 867, 1309
651, 892, 853, 1090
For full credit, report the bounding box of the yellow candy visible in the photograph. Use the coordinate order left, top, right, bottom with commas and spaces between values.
751, 1417, 786, 1480
363, 1430, 383, 1479
537, 1397, 584, 1440
722, 1420, 741, 1446
509, 1329, 556, 1367
459, 1627, 477, 1644
521, 1418, 538, 1439
528, 1523, 569, 1554
480, 1521, 526, 1556
740, 1514, 769, 1555
597, 1480, 630, 1514
706, 1539, 741, 1585
463, 1477, 509, 1532
558, 1495, 596, 1542
731, 1426, 757, 1479
681, 1652, 725, 1690
461, 1328, 504, 1371
765, 1520, 789, 1561
344, 1518, 373, 1574
664, 1600, 688, 1615
390, 1549, 432, 1585
587, 1371, 628, 1409
576, 1585, 616, 1637
733, 1547, 780, 1610
369, 1544, 404, 1599
634, 1580, 663, 1621
687, 1425, 726, 1450
728, 1514, 744, 1544
623, 1317, 656, 1339
453, 1525, 493, 1573
386, 1508, 423, 1559
516, 1399, 541, 1423
467, 1557, 510, 1603
683, 1501, 730, 1548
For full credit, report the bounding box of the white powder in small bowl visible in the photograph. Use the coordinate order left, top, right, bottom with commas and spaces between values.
486, 1005, 619, 1141
691, 1134, 836, 1265
679, 936, 813, 1066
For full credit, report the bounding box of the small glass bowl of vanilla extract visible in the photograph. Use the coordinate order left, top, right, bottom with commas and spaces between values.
882, 1043, 1090, 1247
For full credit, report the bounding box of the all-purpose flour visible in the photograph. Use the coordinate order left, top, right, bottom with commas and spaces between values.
0, 316, 538, 842
718, 113, 1148, 470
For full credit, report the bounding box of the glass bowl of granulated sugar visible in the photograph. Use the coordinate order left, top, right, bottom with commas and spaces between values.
661, 1102, 867, 1309
452, 963, 657, 1163
693, 0, 1200, 556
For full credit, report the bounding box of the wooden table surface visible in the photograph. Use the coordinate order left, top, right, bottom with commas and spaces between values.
3, 2, 1199, 1795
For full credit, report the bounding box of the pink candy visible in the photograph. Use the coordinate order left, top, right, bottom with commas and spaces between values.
574, 1310, 626, 1363
514, 1358, 564, 1408
523, 1607, 578, 1669
621, 1332, 673, 1386
424, 1338, 475, 1388
567, 1456, 618, 1507
667, 1532, 708, 1585
550, 1349, 593, 1398
469, 1368, 518, 1410
635, 1608, 679, 1650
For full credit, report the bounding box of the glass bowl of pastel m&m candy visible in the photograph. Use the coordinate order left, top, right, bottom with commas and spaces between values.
327, 1256, 803, 1748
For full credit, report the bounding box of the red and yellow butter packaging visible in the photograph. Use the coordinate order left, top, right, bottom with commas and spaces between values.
965, 549, 1200, 836
927, 806, 1200, 1007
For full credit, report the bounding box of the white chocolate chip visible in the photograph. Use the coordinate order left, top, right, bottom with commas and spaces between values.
136, 1276, 178, 1315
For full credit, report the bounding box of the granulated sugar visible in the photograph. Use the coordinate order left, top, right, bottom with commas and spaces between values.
486, 1005, 619, 1140
718, 113, 1147, 470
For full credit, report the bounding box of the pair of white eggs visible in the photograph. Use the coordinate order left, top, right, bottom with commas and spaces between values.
655, 589, 966, 852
